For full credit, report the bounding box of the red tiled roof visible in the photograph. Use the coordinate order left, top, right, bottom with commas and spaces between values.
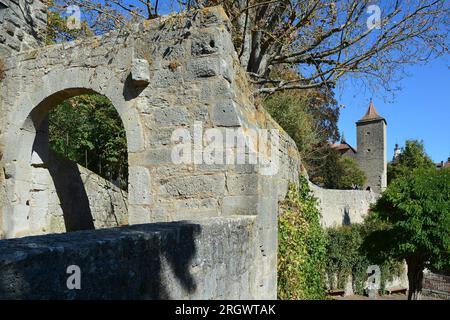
331, 142, 356, 153
436, 162, 450, 169
332, 143, 350, 151
358, 101, 386, 123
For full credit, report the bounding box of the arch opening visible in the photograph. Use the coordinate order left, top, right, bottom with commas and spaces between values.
11, 89, 129, 236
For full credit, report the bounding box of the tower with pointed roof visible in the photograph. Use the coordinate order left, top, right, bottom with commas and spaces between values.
355, 100, 387, 193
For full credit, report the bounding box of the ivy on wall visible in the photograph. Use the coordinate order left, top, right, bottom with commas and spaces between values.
278, 176, 328, 300
278, 176, 404, 299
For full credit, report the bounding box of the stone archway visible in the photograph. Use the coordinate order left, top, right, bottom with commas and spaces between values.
2, 68, 146, 238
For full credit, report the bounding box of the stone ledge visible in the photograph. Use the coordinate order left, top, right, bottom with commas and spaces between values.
0, 215, 259, 299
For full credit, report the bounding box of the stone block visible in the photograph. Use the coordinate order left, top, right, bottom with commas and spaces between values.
131, 58, 150, 87
211, 100, 241, 127
144, 148, 174, 165
160, 175, 225, 197
226, 174, 259, 195
152, 106, 189, 126
222, 195, 258, 215
187, 56, 222, 78
200, 77, 233, 100
174, 197, 217, 211
191, 32, 218, 56
128, 166, 152, 205
146, 127, 176, 147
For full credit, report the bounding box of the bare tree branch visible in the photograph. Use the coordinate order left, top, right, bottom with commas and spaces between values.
49, 0, 449, 96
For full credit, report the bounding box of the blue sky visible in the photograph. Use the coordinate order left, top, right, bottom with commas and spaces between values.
70, 1, 449, 163
336, 56, 450, 163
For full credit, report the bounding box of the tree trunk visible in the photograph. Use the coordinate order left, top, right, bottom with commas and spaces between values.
406, 257, 424, 300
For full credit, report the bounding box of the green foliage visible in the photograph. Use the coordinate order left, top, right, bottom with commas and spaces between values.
317, 149, 366, 190
388, 140, 435, 184
337, 157, 367, 190
370, 168, 450, 272
263, 89, 340, 178
49, 94, 128, 189
278, 176, 328, 300
326, 224, 404, 295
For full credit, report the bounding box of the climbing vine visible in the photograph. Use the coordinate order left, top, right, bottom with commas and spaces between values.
278, 176, 328, 300
278, 176, 404, 299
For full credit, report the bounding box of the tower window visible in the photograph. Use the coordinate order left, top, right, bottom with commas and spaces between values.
366, 131, 371, 135
367, 149, 371, 152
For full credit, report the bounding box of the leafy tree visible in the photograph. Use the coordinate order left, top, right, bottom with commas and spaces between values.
49, 94, 128, 190
315, 149, 366, 190
336, 156, 367, 190
263, 85, 340, 176
366, 168, 450, 300
278, 176, 328, 299
388, 140, 435, 183
50, 0, 449, 94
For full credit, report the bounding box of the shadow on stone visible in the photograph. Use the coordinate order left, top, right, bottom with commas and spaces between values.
47, 151, 95, 232
0, 221, 200, 299
123, 74, 147, 101
342, 206, 351, 226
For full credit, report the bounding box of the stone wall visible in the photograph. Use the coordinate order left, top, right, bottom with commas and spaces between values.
46, 152, 128, 233
0, 0, 47, 57
310, 183, 379, 228
423, 270, 450, 300
0, 216, 265, 299
0, 6, 303, 297
0, 148, 128, 238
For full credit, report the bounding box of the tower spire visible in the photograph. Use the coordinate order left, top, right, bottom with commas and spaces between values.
357, 100, 386, 124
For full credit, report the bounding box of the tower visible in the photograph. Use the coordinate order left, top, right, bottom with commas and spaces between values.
393, 143, 401, 161
355, 101, 387, 193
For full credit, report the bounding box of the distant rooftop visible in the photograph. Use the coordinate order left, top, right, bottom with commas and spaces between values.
357, 101, 386, 124
331, 141, 356, 154
436, 161, 450, 170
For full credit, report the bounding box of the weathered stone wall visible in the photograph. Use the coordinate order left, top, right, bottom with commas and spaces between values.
310, 183, 379, 228
46, 152, 128, 233
0, 0, 47, 57
0, 6, 303, 298
0, 216, 264, 299
0, 150, 128, 238
423, 269, 450, 300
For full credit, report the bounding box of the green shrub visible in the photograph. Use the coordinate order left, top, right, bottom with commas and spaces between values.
278, 176, 328, 300
325, 223, 404, 295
